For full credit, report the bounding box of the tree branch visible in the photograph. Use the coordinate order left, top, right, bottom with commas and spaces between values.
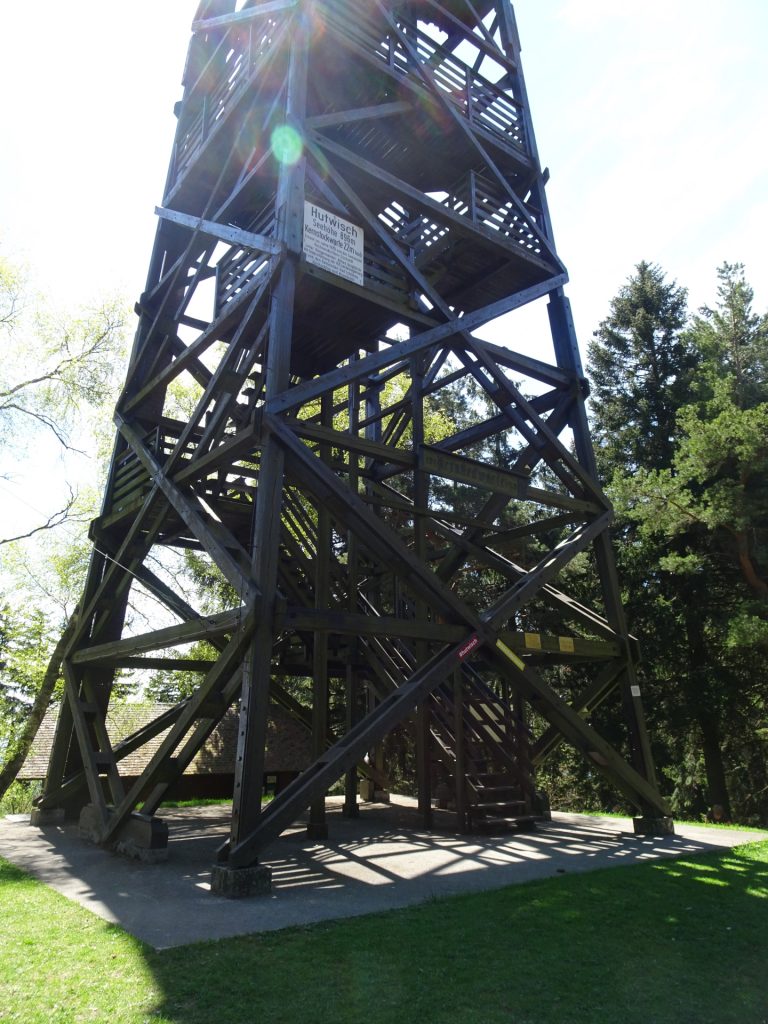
0, 491, 83, 547
0, 402, 87, 452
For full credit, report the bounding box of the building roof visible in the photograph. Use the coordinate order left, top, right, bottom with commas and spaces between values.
17, 701, 312, 780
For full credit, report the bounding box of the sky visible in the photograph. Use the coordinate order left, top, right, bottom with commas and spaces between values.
1, 0, 767, 540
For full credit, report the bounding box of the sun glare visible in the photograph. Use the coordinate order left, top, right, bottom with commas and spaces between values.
270, 124, 303, 166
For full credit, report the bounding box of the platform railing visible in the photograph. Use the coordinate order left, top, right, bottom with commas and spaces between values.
320, 1, 528, 157
378, 170, 545, 264
171, 16, 284, 187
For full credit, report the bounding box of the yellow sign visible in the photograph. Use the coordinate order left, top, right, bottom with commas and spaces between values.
495, 639, 525, 670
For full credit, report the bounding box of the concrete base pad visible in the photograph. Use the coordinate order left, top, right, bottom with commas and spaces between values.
633, 815, 676, 837
29, 808, 65, 827
2, 798, 765, 950
77, 805, 169, 862
78, 804, 106, 844
305, 821, 329, 840
114, 814, 169, 864
211, 863, 272, 898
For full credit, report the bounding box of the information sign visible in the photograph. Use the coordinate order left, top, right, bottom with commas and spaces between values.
303, 202, 365, 286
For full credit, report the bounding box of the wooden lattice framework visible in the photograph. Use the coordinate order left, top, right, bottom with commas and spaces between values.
35, 0, 672, 888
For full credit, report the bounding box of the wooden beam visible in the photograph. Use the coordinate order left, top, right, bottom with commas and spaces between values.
489, 645, 670, 815
311, 132, 558, 277
102, 657, 215, 671
101, 610, 258, 845
116, 416, 257, 600
499, 629, 620, 661
277, 607, 466, 643
155, 207, 284, 257
267, 273, 567, 415
287, 419, 416, 469
71, 608, 245, 664
420, 445, 601, 514
192, 0, 297, 33
306, 101, 412, 129
122, 257, 278, 417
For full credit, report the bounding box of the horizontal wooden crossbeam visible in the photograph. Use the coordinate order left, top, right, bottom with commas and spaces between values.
192, 0, 297, 33
71, 609, 245, 664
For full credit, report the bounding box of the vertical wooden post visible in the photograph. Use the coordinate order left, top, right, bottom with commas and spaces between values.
453, 668, 467, 832
224, 10, 310, 869
343, 365, 361, 818
308, 392, 332, 839
412, 354, 432, 825
364, 376, 388, 800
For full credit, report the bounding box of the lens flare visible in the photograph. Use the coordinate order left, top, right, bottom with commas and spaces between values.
270, 124, 303, 165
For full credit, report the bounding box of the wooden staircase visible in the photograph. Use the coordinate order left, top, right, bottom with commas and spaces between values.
431, 669, 537, 833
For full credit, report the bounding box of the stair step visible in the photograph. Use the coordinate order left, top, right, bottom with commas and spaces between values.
471, 814, 538, 835
472, 784, 521, 796
471, 800, 527, 815
470, 773, 519, 786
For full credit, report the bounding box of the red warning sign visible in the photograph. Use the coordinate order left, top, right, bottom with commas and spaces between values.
457, 635, 481, 660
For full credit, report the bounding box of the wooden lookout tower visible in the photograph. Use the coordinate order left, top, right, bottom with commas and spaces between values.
34, 0, 672, 893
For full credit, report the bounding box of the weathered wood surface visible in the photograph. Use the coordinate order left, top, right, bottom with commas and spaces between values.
37, 0, 670, 874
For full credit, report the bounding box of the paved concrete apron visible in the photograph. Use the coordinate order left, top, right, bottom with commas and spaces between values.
1, 797, 764, 950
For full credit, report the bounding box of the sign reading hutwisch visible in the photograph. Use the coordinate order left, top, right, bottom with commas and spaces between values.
303, 202, 364, 286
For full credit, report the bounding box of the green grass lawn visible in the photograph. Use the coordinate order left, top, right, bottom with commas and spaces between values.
2, 841, 767, 1024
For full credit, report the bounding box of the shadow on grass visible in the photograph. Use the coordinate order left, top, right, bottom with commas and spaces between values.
145, 842, 768, 1024
1, 841, 766, 1023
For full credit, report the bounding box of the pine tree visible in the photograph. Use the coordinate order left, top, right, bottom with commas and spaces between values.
588, 261, 694, 474
601, 262, 768, 823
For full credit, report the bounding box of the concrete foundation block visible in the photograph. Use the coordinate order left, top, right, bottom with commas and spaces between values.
30, 807, 65, 827
78, 804, 105, 844
306, 821, 329, 840
531, 790, 552, 821
211, 862, 272, 898
114, 814, 169, 863
633, 815, 675, 837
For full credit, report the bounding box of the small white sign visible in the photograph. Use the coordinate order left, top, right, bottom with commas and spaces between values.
630, 685, 641, 698
303, 202, 364, 286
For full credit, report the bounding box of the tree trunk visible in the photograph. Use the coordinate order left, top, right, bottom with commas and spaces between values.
684, 604, 732, 821
698, 711, 732, 821
0, 613, 77, 801
734, 529, 768, 601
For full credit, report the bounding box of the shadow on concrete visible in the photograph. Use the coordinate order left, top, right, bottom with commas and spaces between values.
1, 796, 765, 949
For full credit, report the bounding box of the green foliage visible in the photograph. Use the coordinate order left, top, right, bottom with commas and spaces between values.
690, 261, 768, 407
0, 603, 60, 746
0, 780, 40, 815
588, 260, 694, 473
586, 260, 768, 825
0, 252, 129, 790
0, 280, 127, 453
0, 252, 129, 546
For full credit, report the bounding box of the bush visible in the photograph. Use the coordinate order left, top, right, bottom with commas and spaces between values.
0, 780, 40, 815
